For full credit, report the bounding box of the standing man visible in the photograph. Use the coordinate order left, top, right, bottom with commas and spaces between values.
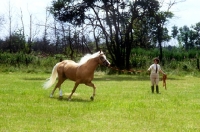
148, 57, 166, 94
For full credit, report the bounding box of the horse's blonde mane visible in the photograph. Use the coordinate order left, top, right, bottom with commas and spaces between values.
78, 51, 102, 65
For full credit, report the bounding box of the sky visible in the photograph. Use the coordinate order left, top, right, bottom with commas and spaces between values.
0, 0, 52, 39
164, 0, 200, 28
0, 0, 200, 43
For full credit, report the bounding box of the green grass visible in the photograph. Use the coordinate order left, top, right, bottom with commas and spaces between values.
0, 72, 200, 131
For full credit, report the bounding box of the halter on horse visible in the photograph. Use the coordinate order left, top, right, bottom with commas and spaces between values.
43, 51, 110, 100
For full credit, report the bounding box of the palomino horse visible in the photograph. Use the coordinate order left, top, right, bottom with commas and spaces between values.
43, 51, 110, 100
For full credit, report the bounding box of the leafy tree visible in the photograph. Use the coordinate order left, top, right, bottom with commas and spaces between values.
178, 26, 190, 50
2, 29, 26, 53
175, 25, 200, 50
151, 11, 173, 62
191, 22, 200, 47
171, 25, 179, 38
50, 0, 174, 69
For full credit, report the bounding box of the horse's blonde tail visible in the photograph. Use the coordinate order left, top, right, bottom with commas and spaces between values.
43, 63, 58, 89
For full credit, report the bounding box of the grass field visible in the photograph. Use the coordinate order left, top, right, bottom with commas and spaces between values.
0, 72, 200, 132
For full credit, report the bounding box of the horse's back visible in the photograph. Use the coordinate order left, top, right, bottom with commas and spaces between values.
57, 60, 79, 81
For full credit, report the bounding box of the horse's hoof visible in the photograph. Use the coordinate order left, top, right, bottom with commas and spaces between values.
68, 98, 71, 101
50, 94, 53, 98
90, 96, 94, 101
59, 96, 63, 99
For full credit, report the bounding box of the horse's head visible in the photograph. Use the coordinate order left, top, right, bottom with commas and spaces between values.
98, 51, 110, 67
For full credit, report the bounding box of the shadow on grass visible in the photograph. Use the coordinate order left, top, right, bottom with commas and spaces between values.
60, 98, 92, 102
93, 75, 183, 81
50, 96, 92, 103
22, 75, 184, 82
22, 77, 47, 81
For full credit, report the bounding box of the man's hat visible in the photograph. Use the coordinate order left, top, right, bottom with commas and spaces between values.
153, 57, 160, 63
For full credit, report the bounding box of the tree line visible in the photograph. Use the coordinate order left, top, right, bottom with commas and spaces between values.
0, 0, 200, 70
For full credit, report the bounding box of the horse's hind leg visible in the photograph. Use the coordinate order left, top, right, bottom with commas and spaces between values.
50, 78, 66, 98
85, 82, 96, 101
50, 86, 57, 97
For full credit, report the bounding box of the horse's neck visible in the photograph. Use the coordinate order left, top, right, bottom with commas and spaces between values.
84, 57, 99, 71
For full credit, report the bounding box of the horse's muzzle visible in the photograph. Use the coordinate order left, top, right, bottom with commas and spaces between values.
104, 61, 110, 67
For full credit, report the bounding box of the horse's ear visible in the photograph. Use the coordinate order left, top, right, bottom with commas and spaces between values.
99, 50, 102, 54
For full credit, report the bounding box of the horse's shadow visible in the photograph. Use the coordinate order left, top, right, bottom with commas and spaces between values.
23, 77, 46, 81
52, 96, 92, 102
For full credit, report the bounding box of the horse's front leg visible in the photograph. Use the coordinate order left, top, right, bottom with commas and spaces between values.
68, 83, 79, 101
85, 82, 96, 101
